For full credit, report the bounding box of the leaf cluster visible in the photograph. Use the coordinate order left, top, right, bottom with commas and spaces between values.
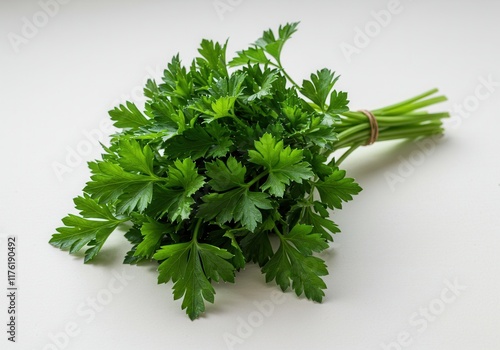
50, 23, 361, 320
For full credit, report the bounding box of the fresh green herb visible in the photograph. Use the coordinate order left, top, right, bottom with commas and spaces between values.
50, 23, 448, 320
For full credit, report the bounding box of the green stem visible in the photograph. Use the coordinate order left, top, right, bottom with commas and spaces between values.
379, 96, 448, 115
270, 61, 301, 90
335, 142, 363, 166
281, 67, 300, 90
330, 89, 449, 163
273, 226, 284, 239
192, 218, 203, 242
230, 114, 248, 128
371, 88, 439, 113
246, 171, 269, 188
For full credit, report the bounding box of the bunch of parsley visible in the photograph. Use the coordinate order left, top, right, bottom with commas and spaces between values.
50, 23, 448, 319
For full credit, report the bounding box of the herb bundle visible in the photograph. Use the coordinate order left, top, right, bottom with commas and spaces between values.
50, 23, 448, 319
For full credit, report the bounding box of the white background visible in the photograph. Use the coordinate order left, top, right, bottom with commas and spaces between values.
1, 0, 499, 349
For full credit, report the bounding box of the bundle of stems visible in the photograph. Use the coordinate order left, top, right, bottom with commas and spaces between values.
332, 89, 449, 165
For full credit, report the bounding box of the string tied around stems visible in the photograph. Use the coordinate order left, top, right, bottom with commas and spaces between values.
358, 109, 379, 145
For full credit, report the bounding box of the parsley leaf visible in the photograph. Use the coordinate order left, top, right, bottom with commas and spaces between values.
327, 90, 349, 115
49, 195, 126, 263
118, 139, 155, 175
196, 39, 228, 78
248, 133, 314, 197
205, 156, 246, 191
228, 47, 270, 67
301, 69, 340, 112
164, 123, 233, 160
256, 22, 300, 63
152, 158, 205, 222
198, 187, 272, 231
109, 101, 149, 129
302, 203, 340, 241
315, 168, 363, 209
154, 238, 235, 320
160, 55, 194, 103
262, 224, 328, 302
199, 156, 274, 230
134, 219, 172, 259
85, 161, 158, 213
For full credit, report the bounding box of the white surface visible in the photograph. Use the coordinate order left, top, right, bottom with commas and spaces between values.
1, 1, 499, 349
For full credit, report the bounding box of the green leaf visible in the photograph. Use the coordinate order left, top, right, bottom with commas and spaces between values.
261, 242, 291, 291
284, 224, 328, 256
74, 194, 116, 220
228, 47, 270, 67
246, 70, 278, 102
255, 22, 300, 62
211, 96, 237, 119
197, 243, 235, 282
196, 39, 228, 78
302, 205, 340, 241
154, 240, 235, 320
49, 196, 123, 263
315, 169, 362, 209
197, 187, 273, 231
288, 249, 328, 302
164, 123, 233, 160
109, 101, 149, 129
248, 133, 314, 197
161, 55, 193, 101
118, 139, 155, 175
262, 224, 328, 302
144, 78, 160, 99
205, 156, 246, 192
151, 159, 205, 221
123, 225, 146, 265
146, 98, 186, 133
134, 219, 171, 259
189, 72, 246, 123
166, 158, 205, 192
210, 71, 246, 99
85, 161, 158, 212
304, 152, 334, 179
239, 229, 273, 266
223, 231, 246, 269
116, 182, 154, 214
327, 90, 349, 115
301, 69, 340, 111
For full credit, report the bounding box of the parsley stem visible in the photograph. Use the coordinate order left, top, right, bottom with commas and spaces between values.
270, 61, 301, 90
229, 112, 248, 128
371, 88, 439, 113
280, 67, 300, 90
330, 89, 449, 162
273, 226, 284, 239
335, 142, 363, 166
192, 218, 203, 242
246, 170, 269, 188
